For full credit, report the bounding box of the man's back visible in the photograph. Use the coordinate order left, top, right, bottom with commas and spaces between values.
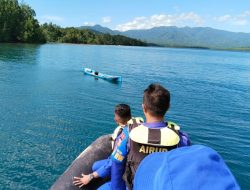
123, 120, 190, 189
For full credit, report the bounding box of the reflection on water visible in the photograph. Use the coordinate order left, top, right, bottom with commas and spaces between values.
0, 43, 41, 64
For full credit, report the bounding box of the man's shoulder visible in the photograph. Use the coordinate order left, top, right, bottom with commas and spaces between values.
166, 120, 191, 146
111, 128, 129, 163
178, 130, 191, 146
122, 126, 129, 134
127, 117, 144, 125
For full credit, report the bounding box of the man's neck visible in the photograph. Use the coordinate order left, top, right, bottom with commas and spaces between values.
117, 118, 130, 127
146, 115, 164, 123
120, 120, 130, 126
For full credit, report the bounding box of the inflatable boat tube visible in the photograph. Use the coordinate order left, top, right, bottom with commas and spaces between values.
51, 134, 113, 190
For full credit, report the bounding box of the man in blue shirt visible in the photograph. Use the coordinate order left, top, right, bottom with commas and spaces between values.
113, 83, 191, 189
133, 145, 240, 190
73, 104, 133, 190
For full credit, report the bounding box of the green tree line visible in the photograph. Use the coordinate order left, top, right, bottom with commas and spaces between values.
0, 0, 45, 43
41, 23, 147, 46
0, 0, 146, 46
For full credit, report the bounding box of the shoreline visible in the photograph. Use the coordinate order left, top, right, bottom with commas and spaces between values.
1, 42, 250, 53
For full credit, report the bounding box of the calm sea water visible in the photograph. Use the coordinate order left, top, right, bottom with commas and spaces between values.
0, 44, 249, 189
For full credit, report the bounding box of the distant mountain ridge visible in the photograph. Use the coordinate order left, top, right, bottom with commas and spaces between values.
78, 25, 118, 35
79, 25, 250, 49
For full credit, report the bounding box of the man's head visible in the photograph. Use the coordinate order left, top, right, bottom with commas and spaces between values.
114, 104, 132, 125
143, 84, 170, 118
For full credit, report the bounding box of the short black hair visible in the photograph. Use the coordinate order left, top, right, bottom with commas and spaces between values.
143, 84, 170, 117
115, 104, 131, 122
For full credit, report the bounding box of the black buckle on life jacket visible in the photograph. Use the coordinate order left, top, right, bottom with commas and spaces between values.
166, 122, 179, 135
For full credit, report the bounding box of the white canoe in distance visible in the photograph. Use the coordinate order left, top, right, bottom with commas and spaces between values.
84, 68, 122, 82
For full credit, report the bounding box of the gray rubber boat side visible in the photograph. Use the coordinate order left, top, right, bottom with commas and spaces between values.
51, 134, 112, 190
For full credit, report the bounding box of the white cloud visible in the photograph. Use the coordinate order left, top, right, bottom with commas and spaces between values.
239, 10, 250, 17
83, 22, 95, 26
115, 12, 204, 31
102, 17, 112, 24
214, 11, 250, 26
40, 15, 64, 23
232, 19, 248, 26
215, 15, 231, 22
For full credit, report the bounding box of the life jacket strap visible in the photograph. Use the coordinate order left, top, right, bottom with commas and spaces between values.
148, 128, 161, 144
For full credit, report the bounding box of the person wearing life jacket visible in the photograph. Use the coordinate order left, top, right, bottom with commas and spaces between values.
133, 145, 240, 190
73, 104, 143, 190
113, 83, 191, 190
111, 117, 144, 150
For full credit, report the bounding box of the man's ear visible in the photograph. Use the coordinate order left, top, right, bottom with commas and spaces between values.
142, 104, 146, 113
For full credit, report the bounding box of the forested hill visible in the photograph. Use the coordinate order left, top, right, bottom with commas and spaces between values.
122, 26, 250, 49
82, 25, 250, 50
0, 0, 147, 46
40, 23, 147, 46
0, 0, 45, 43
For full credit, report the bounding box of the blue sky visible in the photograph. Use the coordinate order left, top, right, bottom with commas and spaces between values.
21, 0, 250, 33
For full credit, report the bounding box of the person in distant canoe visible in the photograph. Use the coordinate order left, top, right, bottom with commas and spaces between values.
115, 84, 191, 190
73, 104, 143, 190
94, 71, 99, 76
